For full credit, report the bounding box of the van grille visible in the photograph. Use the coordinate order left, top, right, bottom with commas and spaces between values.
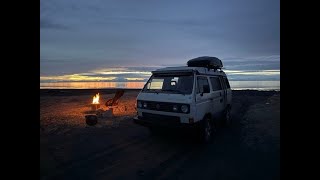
139, 101, 190, 113
147, 101, 173, 112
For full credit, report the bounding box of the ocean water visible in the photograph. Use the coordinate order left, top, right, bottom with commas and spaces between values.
40, 81, 280, 90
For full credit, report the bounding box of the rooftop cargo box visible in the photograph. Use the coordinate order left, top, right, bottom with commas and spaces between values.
187, 56, 223, 69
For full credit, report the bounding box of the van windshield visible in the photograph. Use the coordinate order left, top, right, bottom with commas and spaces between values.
143, 73, 194, 94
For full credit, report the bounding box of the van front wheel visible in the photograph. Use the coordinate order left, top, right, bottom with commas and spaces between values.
199, 117, 215, 143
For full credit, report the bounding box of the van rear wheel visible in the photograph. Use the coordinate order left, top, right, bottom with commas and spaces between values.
223, 106, 232, 127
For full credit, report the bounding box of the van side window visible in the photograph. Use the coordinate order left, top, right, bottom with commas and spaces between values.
210, 77, 222, 91
197, 76, 210, 93
224, 77, 231, 89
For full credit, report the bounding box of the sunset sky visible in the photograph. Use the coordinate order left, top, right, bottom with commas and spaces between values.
40, 0, 279, 83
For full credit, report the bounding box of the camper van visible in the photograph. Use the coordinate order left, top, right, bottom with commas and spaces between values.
133, 56, 232, 142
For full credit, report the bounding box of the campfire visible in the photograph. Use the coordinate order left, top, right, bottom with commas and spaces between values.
91, 93, 100, 110
86, 90, 126, 126
92, 93, 100, 104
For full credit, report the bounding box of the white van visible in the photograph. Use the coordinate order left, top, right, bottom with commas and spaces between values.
133, 56, 232, 142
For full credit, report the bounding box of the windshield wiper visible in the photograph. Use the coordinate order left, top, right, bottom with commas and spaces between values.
144, 89, 160, 94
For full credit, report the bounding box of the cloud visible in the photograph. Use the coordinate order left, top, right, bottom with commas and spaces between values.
40, 67, 154, 83
224, 70, 280, 75
40, 19, 68, 30
40, 0, 280, 83
40, 74, 117, 82
125, 78, 146, 81
40, 65, 280, 83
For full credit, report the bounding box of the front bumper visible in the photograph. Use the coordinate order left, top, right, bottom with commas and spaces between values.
133, 114, 201, 129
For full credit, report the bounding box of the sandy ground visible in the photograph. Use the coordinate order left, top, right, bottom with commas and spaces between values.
40, 89, 280, 180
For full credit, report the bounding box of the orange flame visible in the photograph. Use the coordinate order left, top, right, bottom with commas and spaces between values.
92, 93, 100, 104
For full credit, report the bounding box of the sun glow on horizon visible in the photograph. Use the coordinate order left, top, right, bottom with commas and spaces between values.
40, 74, 117, 82
40, 67, 280, 84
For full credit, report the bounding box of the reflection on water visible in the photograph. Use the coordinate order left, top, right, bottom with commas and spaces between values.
40, 81, 280, 90
40, 82, 146, 89
230, 81, 280, 90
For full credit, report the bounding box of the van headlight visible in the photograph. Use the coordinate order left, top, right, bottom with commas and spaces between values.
181, 105, 189, 113
173, 105, 178, 112
143, 102, 148, 108
137, 101, 142, 108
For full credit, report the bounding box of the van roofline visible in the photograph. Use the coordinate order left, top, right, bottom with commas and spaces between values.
152, 69, 194, 74
152, 66, 227, 76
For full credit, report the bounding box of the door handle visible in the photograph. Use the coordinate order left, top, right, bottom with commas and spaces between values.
220, 98, 223, 103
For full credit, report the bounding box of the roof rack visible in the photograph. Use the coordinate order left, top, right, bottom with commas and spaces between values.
187, 56, 223, 70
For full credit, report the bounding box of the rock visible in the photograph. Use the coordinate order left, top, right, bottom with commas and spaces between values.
137, 170, 145, 176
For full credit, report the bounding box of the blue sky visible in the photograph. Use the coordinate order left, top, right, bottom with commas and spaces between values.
40, 0, 280, 82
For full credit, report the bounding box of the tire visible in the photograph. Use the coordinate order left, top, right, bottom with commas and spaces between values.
199, 116, 216, 143
222, 106, 232, 127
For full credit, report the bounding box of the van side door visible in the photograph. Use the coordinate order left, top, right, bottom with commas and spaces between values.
209, 76, 224, 115
195, 76, 211, 121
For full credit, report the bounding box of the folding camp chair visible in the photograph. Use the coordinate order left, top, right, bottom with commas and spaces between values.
105, 90, 125, 108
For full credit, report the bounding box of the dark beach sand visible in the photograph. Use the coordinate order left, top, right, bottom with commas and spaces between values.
40, 89, 280, 180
